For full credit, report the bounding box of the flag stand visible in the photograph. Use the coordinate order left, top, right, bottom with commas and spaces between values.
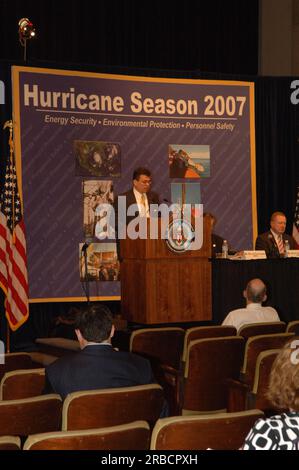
6, 322, 10, 353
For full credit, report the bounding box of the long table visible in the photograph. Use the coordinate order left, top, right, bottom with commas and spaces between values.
212, 258, 299, 324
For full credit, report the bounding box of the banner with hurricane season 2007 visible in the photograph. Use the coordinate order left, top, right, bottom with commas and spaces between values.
12, 66, 256, 301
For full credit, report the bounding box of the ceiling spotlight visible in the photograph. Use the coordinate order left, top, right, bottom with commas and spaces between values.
18, 18, 36, 61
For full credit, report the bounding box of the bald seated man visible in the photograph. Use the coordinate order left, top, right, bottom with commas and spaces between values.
222, 278, 280, 332
255, 211, 295, 258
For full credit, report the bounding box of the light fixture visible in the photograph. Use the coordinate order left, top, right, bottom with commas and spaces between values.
18, 18, 36, 61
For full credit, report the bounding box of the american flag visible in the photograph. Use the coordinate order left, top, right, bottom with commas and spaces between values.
293, 186, 299, 248
0, 125, 29, 330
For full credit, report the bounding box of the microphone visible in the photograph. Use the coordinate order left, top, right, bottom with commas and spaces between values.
81, 238, 92, 252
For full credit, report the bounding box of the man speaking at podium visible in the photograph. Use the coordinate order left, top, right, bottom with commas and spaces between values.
114, 167, 160, 259
255, 211, 295, 258
121, 167, 160, 223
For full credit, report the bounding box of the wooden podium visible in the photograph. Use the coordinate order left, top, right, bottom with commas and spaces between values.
120, 216, 212, 324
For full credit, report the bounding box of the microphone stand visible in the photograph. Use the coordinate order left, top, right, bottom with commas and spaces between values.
82, 243, 90, 304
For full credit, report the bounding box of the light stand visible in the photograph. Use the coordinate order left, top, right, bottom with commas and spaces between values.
18, 18, 36, 62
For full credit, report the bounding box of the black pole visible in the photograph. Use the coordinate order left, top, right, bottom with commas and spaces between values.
82, 244, 90, 304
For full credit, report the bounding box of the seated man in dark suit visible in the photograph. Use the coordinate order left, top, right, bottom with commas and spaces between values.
204, 212, 236, 257
44, 305, 155, 400
255, 211, 295, 258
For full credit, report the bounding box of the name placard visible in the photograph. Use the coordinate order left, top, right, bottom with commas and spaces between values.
286, 250, 299, 258
230, 250, 267, 260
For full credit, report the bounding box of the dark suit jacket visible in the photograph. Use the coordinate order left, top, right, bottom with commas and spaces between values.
255, 231, 295, 258
211, 233, 236, 257
44, 344, 155, 400
115, 189, 160, 225
113, 189, 160, 259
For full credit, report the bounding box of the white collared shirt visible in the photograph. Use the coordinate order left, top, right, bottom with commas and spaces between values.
133, 188, 149, 217
222, 303, 280, 332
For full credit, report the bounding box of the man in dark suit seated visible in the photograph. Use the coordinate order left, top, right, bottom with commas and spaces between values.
204, 212, 236, 257
255, 211, 295, 258
44, 305, 155, 400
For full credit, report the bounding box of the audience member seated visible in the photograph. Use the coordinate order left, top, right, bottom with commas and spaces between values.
44, 305, 155, 400
242, 339, 299, 450
222, 278, 279, 332
255, 211, 295, 258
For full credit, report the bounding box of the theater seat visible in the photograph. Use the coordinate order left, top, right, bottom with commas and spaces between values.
0, 436, 21, 450
0, 368, 45, 400
0, 353, 34, 382
286, 320, 299, 335
150, 409, 264, 450
62, 384, 164, 431
0, 394, 62, 437
238, 322, 286, 340
24, 421, 150, 450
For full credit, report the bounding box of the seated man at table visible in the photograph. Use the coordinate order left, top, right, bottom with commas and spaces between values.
255, 211, 295, 258
222, 278, 280, 332
204, 212, 236, 257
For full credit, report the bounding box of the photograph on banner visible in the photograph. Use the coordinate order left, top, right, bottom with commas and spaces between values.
169, 144, 210, 178
79, 242, 120, 281
75, 140, 121, 177
83, 180, 114, 239
171, 182, 201, 220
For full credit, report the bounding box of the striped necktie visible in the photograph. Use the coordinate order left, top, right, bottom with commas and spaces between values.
140, 193, 147, 216
277, 235, 284, 254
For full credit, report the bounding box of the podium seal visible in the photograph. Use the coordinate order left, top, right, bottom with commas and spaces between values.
165, 218, 194, 253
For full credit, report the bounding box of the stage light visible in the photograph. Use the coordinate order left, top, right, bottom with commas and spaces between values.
18, 18, 36, 61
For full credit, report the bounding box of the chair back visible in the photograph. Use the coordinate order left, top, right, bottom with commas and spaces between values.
0, 394, 62, 437
151, 409, 264, 450
24, 421, 150, 450
0, 436, 21, 450
249, 349, 279, 412
62, 384, 164, 431
286, 321, 299, 335
241, 332, 294, 387
0, 368, 45, 400
0, 353, 34, 382
238, 322, 286, 340
182, 336, 245, 413
130, 327, 185, 369
182, 326, 237, 362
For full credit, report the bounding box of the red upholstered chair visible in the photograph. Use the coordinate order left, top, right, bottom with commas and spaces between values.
150, 409, 264, 450
182, 336, 245, 414
240, 333, 294, 388
62, 384, 164, 431
129, 327, 185, 415
182, 325, 237, 362
227, 333, 294, 412
0, 436, 21, 450
246, 349, 280, 415
0, 353, 34, 382
286, 320, 299, 335
24, 421, 150, 450
0, 394, 62, 438
0, 368, 45, 400
238, 321, 286, 340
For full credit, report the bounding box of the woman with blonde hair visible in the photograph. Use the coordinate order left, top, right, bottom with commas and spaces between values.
242, 339, 299, 450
